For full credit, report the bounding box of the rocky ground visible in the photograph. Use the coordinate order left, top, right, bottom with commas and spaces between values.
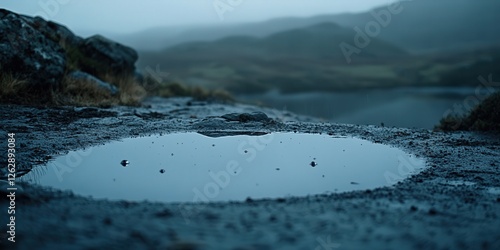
0, 97, 499, 250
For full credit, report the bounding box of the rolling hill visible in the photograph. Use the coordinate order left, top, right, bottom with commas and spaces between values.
138, 22, 410, 93
119, 0, 500, 53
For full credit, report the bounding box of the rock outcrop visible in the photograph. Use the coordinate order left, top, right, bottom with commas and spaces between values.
0, 8, 138, 92
66, 71, 119, 95
0, 9, 66, 88
78, 35, 138, 77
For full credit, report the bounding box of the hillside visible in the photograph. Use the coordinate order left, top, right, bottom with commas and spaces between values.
146, 22, 407, 61
120, 0, 500, 53
138, 22, 409, 93
326, 0, 500, 52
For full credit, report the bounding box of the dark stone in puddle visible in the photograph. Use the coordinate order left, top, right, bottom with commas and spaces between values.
221, 112, 272, 123
155, 209, 173, 218
102, 217, 112, 225
428, 208, 438, 215
204, 212, 219, 221
269, 215, 278, 222
199, 130, 268, 138
120, 160, 129, 167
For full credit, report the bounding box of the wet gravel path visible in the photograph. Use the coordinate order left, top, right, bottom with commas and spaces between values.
0, 97, 499, 249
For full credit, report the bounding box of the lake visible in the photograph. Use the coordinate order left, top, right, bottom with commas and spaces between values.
237, 87, 492, 129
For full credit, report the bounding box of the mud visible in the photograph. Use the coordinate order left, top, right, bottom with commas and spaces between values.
0, 97, 499, 249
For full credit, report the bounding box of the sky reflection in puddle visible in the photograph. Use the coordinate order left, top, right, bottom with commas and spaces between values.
21, 132, 426, 202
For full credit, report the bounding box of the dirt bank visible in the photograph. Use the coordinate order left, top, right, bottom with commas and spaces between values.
1, 97, 499, 249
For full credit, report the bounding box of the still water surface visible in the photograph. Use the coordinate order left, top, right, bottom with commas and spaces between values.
238, 87, 489, 129
21, 133, 426, 202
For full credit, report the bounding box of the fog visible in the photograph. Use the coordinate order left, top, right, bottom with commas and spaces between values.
2, 0, 498, 129
2, 0, 396, 36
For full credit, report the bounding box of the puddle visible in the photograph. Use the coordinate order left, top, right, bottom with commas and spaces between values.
21, 132, 426, 202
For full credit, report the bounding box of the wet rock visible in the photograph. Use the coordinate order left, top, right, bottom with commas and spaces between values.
1, 9, 137, 96
199, 130, 268, 138
155, 208, 173, 218
67, 71, 119, 95
78, 35, 138, 77
24, 15, 83, 50
102, 217, 113, 225
0, 9, 66, 88
428, 208, 438, 215
221, 112, 273, 123
276, 198, 286, 203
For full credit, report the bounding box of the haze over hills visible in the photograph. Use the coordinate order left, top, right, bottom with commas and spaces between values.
117, 0, 500, 53
138, 22, 411, 93
142, 22, 407, 64
132, 0, 500, 95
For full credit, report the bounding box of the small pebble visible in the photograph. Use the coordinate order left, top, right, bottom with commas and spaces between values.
428, 208, 438, 215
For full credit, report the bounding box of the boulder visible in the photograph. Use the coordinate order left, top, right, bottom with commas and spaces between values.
67, 71, 119, 95
0, 8, 139, 94
0, 9, 66, 89
78, 35, 138, 77
27, 16, 83, 49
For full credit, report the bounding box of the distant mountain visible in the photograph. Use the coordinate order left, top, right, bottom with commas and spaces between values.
118, 0, 500, 53
112, 16, 347, 51
133, 0, 500, 94
327, 0, 500, 52
139, 22, 407, 69
138, 22, 409, 93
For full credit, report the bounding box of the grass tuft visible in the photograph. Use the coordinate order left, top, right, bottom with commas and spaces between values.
436, 91, 500, 131
1, 70, 146, 107
144, 76, 234, 103
52, 74, 116, 107
101, 73, 147, 106
0, 73, 29, 97
0, 73, 53, 104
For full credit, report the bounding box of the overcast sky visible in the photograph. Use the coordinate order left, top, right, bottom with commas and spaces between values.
2, 0, 397, 35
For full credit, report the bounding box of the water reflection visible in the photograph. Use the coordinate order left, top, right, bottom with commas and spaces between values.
238, 87, 485, 129
21, 133, 426, 202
